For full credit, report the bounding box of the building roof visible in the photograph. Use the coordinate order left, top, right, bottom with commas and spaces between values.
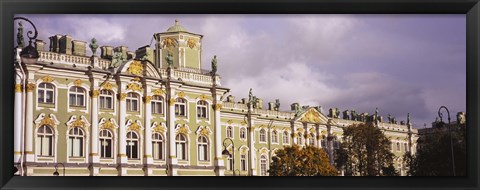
166, 19, 187, 32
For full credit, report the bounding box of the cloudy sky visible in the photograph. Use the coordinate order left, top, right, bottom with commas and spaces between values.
16, 14, 466, 128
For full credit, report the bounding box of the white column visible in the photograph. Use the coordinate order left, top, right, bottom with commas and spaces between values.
248, 117, 256, 175
90, 89, 100, 175
144, 95, 153, 175
14, 82, 23, 163
213, 97, 224, 176
303, 123, 309, 146
25, 83, 35, 162
167, 89, 178, 176
315, 124, 321, 148
327, 124, 334, 164
118, 92, 127, 175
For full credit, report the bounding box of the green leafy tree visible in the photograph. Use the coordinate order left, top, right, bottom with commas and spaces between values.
268, 145, 337, 176
335, 123, 398, 176
404, 122, 466, 176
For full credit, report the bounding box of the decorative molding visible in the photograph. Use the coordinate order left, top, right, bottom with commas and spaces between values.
99, 118, 119, 130
34, 113, 60, 128
213, 103, 222, 111
66, 115, 91, 131
126, 119, 144, 133
118, 93, 127, 101
198, 94, 208, 101
187, 38, 197, 49
144, 96, 152, 103
162, 37, 177, 49
27, 83, 36, 92
299, 109, 322, 124
127, 60, 143, 76
151, 122, 167, 134
177, 91, 185, 98
41, 76, 54, 83
73, 79, 82, 86
227, 120, 233, 125
101, 82, 113, 90
195, 126, 212, 136
133, 77, 141, 82
152, 88, 164, 96
126, 83, 143, 92
90, 90, 100, 98
169, 98, 175, 106
15, 84, 22, 92
175, 124, 191, 135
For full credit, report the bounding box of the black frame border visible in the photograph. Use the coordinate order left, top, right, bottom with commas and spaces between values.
0, 0, 478, 190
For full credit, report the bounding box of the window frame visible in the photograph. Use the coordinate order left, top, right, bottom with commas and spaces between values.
99, 89, 114, 110
36, 125, 54, 157
176, 134, 188, 161
240, 127, 246, 140
151, 95, 164, 115
226, 126, 233, 139
272, 130, 278, 143
196, 100, 208, 119
37, 82, 55, 104
259, 129, 266, 143
152, 132, 165, 160
126, 131, 140, 159
99, 129, 114, 159
260, 155, 268, 176
69, 86, 86, 107
67, 127, 85, 158
174, 98, 187, 117
283, 131, 290, 144
197, 135, 209, 161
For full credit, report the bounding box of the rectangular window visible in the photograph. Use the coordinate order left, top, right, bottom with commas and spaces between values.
152, 102, 163, 114
100, 96, 113, 109
197, 106, 207, 118
153, 142, 164, 160
241, 154, 247, 171
175, 104, 186, 116
100, 139, 112, 158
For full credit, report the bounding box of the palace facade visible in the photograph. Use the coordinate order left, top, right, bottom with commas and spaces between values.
13, 20, 418, 176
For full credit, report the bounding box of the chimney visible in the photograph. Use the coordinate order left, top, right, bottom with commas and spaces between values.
127, 51, 135, 60
59, 35, 73, 55
114, 46, 128, 61
268, 102, 275, 110
100, 46, 113, 59
242, 98, 248, 104
49, 34, 62, 52
135, 45, 154, 63
291, 103, 299, 111
72, 40, 87, 56
256, 98, 263, 109
226, 95, 235, 103
35, 40, 46, 52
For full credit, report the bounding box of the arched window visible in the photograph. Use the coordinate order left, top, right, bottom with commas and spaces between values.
151, 95, 164, 114
272, 130, 278, 143
152, 133, 164, 160
126, 131, 139, 159
396, 142, 401, 151
240, 153, 247, 171
126, 92, 139, 112
259, 129, 266, 142
175, 98, 187, 116
38, 83, 55, 104
240, 128, 246, 140
36, 125, 54, 156
283, 131, 289, 144
176, 134, 187, 160
309, 134, 315, 146
226, 154, 233, 171
260, 155, 268, 176
226, 126, 233, 138
69, 86, 85, 107
99, 89, 114, 109
297, 133, 303, 145
321, 135, 327, 148
333, 138, 340, 149
197, 136, 209, 161
99, 130, 113, 158
404, 143, 408, 152
197, 100, 208, 118
68, 127, 84, 157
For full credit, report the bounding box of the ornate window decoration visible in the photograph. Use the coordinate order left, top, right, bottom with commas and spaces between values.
321, 135, 327, 148
152, 133, 165, 160
176, 134, 188, 161
151, 95, 164, 114
309, 133, 315, 146
240, 146, 249, 171
99, 129, 114, 158
197, 136, 209, 161
36, 125, 54, 156
404, 143, 408, 152
297, 133, 303, 145
272, 130, 278, 143
283, 131, 290, 144
126, 92, 140, 112
260, 155, 268, 176
126, 131, 140, 159
99, 89, 114, 110
69, 86, 86, 107
240, 127, 246, 140
226, 126, 233, 138
196, 100, 208, 119
175, 98, 187, 117
68, 127, 85, 157
226, 145, 233, 171
38, 82, 55, 104
259, 129, 266, 143
396, 142, 401, 151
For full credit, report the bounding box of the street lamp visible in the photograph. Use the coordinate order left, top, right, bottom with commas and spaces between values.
222, 138, 236, 176
52, 163, 65, 176
438, 106, 456, 176
14, 17, 39, 64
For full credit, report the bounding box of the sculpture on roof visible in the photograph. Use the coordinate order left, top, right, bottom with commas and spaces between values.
351, 109, 357, 121
211, 55, 217, 74
110, 51, 123, 68
407, 112, 411, 124
387, 114, 392, 124
166, 52, 174, 68
335, 108, 340, 119
274, 99, 280, 111
17, 21, 24, 48
343, 110, 350, 120
89, 38, 99, 56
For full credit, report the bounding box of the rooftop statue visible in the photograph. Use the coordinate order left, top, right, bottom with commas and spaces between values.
211, 55, 217, 74
89, 38, 99, 56
335, 108, 340, 119
17, 21, 24, 48
387, 114, 392, 124
166, 52, 174, 68
407, 112, 411, 124
274, 99, 280, 111
110, 51, 123, 68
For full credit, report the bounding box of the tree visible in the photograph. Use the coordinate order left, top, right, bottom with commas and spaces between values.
268, 145, 337, 176
335, 123, 398, 176
404, 122, 466, 176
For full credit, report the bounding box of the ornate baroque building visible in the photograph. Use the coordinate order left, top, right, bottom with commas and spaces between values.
13, 20, 418, 176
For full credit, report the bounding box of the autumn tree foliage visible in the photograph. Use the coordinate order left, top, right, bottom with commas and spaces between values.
335, 123, 398, 176
268, 145, 337, 176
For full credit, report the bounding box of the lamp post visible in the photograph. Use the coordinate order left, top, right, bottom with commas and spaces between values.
14, 17, 39, 63
222, 138, 235, 176
438, 106, 456, 176
53, 163, 65, 176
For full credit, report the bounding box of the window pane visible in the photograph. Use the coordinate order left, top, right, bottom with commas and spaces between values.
70, 94, 76, 105
38, 90, 44, 103
46, 91, 54, 103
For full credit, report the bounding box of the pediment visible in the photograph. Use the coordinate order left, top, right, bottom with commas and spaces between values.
117, 59, 161, 78
294, 108, 333, 125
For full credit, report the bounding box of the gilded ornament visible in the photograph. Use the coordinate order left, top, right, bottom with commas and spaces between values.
40, 116, 56, 127
90, 90, 100, 98
127, 60, 143, 76
297, 128, 304, 132
227, 120, 233, 124
153, 124, 166, 134
178, 91, 185, 98
240, 121, 247, 126
240, 148, 248, 154
214, 103, 222, 111
162, 38, 177, 49
15, 84, 22, 92
41, 76, 54, 83
126, 83, 143, 91
300, 109, 321, 123
199, 94, 208, 101
73, 79, 82, 86
153, 89, 164, 95
128, 122, 142, 132
101, 120, 116, 130
187, 38, 197, 49
178, 125, 189, 135
118, 93, 127, 101
102, 82, 113, 90
72, 119, 86, 128
260, 149, 268, 155
27, 83, 36, 92
200, 128, 209, 136
133, 77, 141, 82
169, 98, 175, 105
144, 96, 152, 103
